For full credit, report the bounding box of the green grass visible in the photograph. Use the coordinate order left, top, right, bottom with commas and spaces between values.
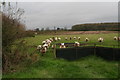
22, 33, 119, 47
3, 56, 118, 78
3, 33, 119, 78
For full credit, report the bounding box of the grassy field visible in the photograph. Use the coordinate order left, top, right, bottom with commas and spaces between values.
3, 33, 119, 78
24, 33, 119, 47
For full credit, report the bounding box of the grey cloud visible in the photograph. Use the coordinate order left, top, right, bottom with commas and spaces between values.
17, 2, 118, 30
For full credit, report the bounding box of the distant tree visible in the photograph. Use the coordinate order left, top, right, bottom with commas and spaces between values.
64, 27, 67, 31
71, 23, 119, 31
35, 28, 39, 32
61, 28, 64, 30
54, 26, 56, 30
57, 27, 60, 30
46, 27, 50, 31
41, 28, 44, 31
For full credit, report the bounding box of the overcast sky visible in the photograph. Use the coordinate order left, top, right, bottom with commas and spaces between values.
17, 2, 118, 30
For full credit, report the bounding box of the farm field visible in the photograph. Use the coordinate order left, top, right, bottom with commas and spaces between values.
24, 32, 119, 47
3, 33, 119, 78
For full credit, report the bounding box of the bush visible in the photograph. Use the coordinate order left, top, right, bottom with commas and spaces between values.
2, 3, 39, 73
24, 30, 35, 37
2, 40, 40, 73
2, 14, 25, 51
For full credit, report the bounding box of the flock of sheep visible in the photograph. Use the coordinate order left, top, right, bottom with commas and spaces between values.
37, 36, 120, 56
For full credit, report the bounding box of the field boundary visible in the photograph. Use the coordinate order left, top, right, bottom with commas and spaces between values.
55, 46, 120, 61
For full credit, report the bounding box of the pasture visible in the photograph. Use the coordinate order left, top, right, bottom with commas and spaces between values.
3, 32, 119, 78
24, 33, 119, 47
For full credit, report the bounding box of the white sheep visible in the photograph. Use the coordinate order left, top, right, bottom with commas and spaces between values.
78, 37, 80, 40
73, 37, 76, 39
42, 41, 46, 45
58, 37, 61, 41
49, 38, 53, 42
45, 41, 51, 47
37, 45, 42, 50
98, 37, 104, 42
46, 39, 51, 44
74, 41, 80, 47
65, 37, 68, 40
114, 36, 118, 40
54, 37, 58, 41
85, 38, 89, 42
40, 46, 47, 56
43, 43, 49, 49
60, 43, 66, 48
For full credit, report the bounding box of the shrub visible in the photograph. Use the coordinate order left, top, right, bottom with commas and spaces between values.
2, 2, 39, 73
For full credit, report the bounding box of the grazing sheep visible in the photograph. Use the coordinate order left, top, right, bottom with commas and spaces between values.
85, 38, 89, 42
113, 36, 120, 41
54, 37, 58, 41
65, 37, 68, 40
45, 39, 49, 41
40, 46, 47, 56
114, 36, 117, 40
74, 41, 80, 47
37, 45, 42, 50
70, 37, 72, 40
49, 38, 53, 42
60, 43, 66, 48
58, 37, 61, 41
98, 37, 104, 42
73, 37, 76, 39
78, 37, 80, 40
46, 42, 51, 48
42, 41, 46, 45
46, 39, 51, 44
43, 43, 49, 49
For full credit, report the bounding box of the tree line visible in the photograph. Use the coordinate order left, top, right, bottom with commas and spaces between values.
71, 23, 119, 31
35, 23, 119, 32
